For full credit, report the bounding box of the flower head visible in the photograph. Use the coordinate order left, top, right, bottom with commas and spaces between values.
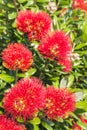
44, 87, 76, 120
72, 0, 84, 9
15, 10, 34, 33
72, 0, 87, 12
3, 77, 46, 120
38, 31, 72, 72
0, 115, 26, 130
15, 10, 52, 41
2, 43, 33, 71
28, 11, 52, 41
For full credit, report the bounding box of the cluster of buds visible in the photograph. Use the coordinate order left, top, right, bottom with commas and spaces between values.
47, 2, 58, 13
70, 53, 80, 61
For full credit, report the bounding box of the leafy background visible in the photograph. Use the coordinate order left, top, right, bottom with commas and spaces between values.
0, 0, 87, 129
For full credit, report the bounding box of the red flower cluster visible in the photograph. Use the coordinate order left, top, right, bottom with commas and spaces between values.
15, 10, 52, 41
38, 31, 72, 72
3, 77, 46, 120
44, 87, 76, 120
0, 115, 26, 130
2, 43, 33, 71
72, 0, 87, 11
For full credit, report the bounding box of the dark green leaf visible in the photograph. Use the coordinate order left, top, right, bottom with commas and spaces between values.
41, 120, 53, 130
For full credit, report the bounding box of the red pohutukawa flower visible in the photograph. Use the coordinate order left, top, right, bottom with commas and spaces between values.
0, 115, 26, 130
15, 10, 52, 41
15, 10, 34, 33
3, 77, 46, 120
38, 31, 72, 72
28, 11, 52, 41
44, 87, 76, 120
72, 0, 84, 9
2, 43, 33, 71
72, 0, 87, 12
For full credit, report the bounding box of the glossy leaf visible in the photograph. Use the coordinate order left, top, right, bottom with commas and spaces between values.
29, 117, 41, 125
18, 0, 28, 3
0, 73, 14, 83
67, 75, 74, 87
41, 120, 53, 130
8, 12, 17, 19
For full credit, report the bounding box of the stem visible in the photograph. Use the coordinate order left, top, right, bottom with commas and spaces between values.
39, 72, 44, 80
13, 0, 18, 13
56, 0, 60, 9
15, 69, 18, 83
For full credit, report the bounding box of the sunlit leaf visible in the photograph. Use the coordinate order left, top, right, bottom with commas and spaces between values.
0, 73, 14, 83
29, 117, 41, 125
18, 0, 28, 3
67, 75, 74, 87
8, 12, 17, 19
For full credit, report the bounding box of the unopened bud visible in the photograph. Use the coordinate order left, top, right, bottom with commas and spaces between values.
70, 53, 80, 61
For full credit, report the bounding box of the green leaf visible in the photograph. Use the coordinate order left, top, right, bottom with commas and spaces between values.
70, 32, 75, 42
7, 3, 15, 8
0, 0, 3, 4
0, 79, 6, 89
16, 73, 25, 78
76, 51, 87, 56
67, 75, 74, 87
75, 43, 87, 50
25, 68, 36, 77
18, 0, 28, 3
82, 20, 87, 34
33, 125, 39, 130
45, 120, 54, 126
8, 12, 17, 19
17, 117, 24, 123
37, 0, 49, 3
41, 121, 53, 130
77, 121, 87, 130
24, 0, 34, 7
29, 117, 40, 130
29, 117, 41, 125
53, 15, 60, 30
0, 73, 14, 83
52, 79, 59, 88
17, 68, 36, 78
76, 101, 87, 111
82, 34, 87, 42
